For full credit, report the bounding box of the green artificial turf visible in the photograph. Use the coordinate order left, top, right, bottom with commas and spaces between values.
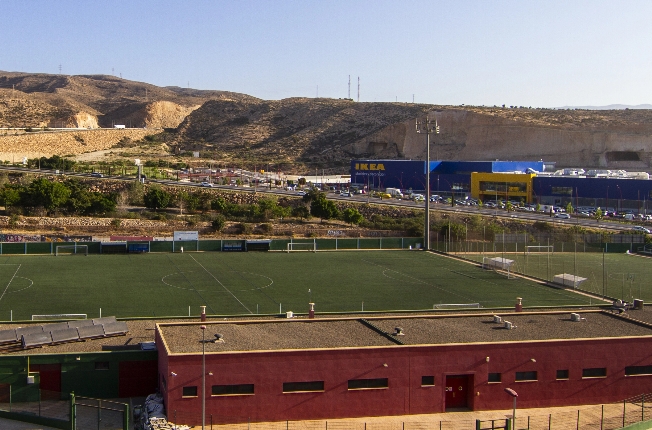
464, 251, 652, 302
0, 251, 596, 321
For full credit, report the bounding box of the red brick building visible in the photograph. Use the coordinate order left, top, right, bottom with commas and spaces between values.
155, 309, 652, 424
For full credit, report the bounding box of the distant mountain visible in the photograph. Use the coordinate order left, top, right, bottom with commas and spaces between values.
558, 104, 652, 110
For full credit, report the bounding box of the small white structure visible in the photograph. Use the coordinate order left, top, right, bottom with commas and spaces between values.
553, 273, 587, 289
114, 124, 126, 129
482, 257, 515, 270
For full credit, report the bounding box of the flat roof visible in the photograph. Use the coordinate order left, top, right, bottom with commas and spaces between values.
158, 310, 652, 355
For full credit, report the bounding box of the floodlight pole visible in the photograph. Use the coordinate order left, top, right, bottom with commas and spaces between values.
416, 117, 439, 250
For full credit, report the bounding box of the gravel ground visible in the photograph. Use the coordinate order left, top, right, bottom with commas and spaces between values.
159, 309, 652, 354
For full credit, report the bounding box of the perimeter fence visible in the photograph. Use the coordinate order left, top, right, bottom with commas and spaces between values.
165, 395, 652, 430
0, 237, 424, 255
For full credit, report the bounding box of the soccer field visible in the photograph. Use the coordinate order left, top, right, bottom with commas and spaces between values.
0, 251, 598, 320
465, 251, 652, 303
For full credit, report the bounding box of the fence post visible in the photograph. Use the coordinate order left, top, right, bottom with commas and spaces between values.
98, 399, 101, 430
124, 402, 129, 430
548, 414, 551, 430
69, 392, 75, 430
601, 404, 604, 430
577, 409, 579, 430
210, 414, 213, 429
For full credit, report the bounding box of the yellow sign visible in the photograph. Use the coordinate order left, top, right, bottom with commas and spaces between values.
355, 163, 385, 171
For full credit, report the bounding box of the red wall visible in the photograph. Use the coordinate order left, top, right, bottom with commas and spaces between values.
161, 337, 652, 424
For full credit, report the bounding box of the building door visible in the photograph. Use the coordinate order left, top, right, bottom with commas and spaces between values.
119, 360, 158, 397
31, 364, 62, 400
445, 375, 470, 410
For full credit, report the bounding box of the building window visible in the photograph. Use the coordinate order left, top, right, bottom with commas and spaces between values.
515, 371, 537, 382
348, 378, 389, 390
551, 187, 573, 196
94, 362, 109, 371
625, 366, 652, 376
582, 368, 607, 378
282, 381, 324, 393
182, 386, 198, 397
556, 370, 569, 380
488, 373, 501, 383
212, 384, 254, 396
421, 376, 435, 386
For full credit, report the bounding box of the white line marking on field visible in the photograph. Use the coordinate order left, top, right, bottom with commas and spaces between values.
189, 255, 253, 314
7, 277, 33, 294
0, 264, 21, 303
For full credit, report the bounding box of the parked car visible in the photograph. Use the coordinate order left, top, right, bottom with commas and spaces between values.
296, 191, 307, 196
632, 226, 651, 234
200, 182, 213, 187
90, 172, 103, 178
554, 213, 571, 219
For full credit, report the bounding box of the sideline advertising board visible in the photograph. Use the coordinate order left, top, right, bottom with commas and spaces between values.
173, 231, 199, 241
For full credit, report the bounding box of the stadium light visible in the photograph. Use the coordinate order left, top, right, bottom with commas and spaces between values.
415, 117, 439, 250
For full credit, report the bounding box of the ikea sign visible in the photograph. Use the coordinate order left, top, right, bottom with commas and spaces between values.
354, 163, 385, 171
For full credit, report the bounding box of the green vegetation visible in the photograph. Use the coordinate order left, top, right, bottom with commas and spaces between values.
0, 177, 117, 216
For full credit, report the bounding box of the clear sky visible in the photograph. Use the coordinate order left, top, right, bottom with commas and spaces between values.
2, 0, 651, 107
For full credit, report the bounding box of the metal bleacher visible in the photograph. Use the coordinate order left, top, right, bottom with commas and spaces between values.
0, 316, 128, 352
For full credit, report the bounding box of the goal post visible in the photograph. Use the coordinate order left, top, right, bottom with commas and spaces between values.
286, 242, 317, 253
55, 244, 89, 256
525, 245, 554, 255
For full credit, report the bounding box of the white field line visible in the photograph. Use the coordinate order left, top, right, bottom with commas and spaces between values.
0, 264, 21, 304
189, 255, 253, 314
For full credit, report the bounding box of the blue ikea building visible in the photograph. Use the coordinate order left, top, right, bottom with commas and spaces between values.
351, 160, 652, 212
350, 160, 544, 195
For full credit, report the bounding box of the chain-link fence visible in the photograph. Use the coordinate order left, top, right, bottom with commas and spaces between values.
74, 396, 129, 430
0, 387, 70, 421
166, 395, 652, 430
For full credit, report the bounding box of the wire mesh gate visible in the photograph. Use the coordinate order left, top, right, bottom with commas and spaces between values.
74, 396, 129, 430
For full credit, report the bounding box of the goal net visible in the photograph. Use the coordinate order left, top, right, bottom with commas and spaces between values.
55, 245, 89, 256
526, 245, 554, 255
32, 314, 87, 321
287, 242, 317, 253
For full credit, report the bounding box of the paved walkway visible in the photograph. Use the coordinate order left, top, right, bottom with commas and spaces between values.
0, 417, 57, 430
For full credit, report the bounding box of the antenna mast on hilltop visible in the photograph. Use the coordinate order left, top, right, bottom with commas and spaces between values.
348, 75, 351, 99
357, 77, 360, 102
58, 64, 62, 74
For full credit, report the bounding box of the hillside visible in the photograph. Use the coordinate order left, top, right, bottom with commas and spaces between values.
0, 71, 257, 129
174, 98, 652, 171
3, 71, 652, 172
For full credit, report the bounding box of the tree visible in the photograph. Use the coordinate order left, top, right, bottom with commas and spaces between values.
566, 202, 574, 215
595, 207, 603, 222
144, 187, 171, 211
0, 185, 22, 209
211, 215, 226, 231
292, 205, 310, 220
505, 201, 513, 212
23, 178, 71, 212
342, 208, 363, 225
310, 196, 340, 221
